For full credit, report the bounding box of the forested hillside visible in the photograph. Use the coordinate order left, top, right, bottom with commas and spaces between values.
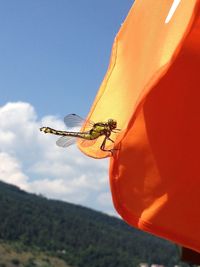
0, 241, 72, 267
0, 181, 182, 267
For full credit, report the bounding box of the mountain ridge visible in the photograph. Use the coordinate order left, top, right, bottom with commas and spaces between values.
0, 180, 181, 267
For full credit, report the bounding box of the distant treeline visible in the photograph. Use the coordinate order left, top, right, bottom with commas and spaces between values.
0, 181, 185, 267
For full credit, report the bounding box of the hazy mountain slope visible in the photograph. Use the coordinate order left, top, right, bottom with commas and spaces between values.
0, 180, 180, 267
0, 241, 72, 267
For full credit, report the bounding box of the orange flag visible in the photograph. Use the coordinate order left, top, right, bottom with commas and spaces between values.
78, 0, 200, 251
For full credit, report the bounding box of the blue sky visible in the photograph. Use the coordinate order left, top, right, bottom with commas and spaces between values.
0, 1, 134, 215
0, 0, 133, 119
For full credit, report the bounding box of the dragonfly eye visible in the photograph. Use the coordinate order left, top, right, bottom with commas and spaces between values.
108, 119, 117, 129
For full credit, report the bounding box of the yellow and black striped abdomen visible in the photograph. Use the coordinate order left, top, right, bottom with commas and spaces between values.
40, 127, 71, 136
40, 127, 99, 140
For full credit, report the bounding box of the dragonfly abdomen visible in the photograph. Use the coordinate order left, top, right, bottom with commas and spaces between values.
40, 127, 68, 136
40, 127, 98, 140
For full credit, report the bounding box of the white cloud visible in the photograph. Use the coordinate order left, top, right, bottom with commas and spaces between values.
0, 152, 29, 190
0, 102, 116, 215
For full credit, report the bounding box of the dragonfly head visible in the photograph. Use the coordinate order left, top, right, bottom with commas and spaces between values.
108, 119, 117, 130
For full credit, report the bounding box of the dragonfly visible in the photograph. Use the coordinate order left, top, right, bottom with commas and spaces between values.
40, 114, 120, 154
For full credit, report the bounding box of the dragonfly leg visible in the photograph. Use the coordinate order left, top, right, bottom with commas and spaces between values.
108, 137, 114, 143
112, 129, 121, 133
100, 136, 108, 152
100, 136, 118, 156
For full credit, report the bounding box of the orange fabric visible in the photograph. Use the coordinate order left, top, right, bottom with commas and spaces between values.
78, 0, 200, 251
78, 0, 198, 159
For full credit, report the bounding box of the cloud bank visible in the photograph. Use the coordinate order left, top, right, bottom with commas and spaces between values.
0, 102, 116, 215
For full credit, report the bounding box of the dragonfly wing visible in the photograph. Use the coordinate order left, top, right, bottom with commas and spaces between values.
56, 136, 77, 147
64, 114, 94, 128
64, 114, 86, 128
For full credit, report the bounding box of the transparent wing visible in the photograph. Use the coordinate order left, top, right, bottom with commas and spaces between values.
64, 114, 93, 129
56, 136, 77, 147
